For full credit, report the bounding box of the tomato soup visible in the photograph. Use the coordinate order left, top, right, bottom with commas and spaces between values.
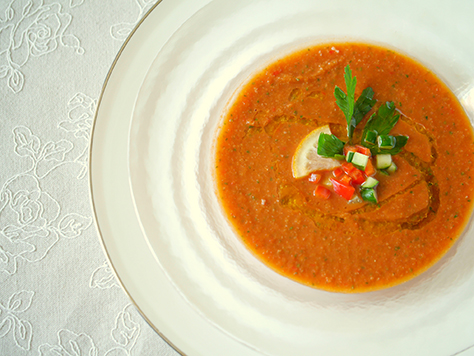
214, 42, 474, 293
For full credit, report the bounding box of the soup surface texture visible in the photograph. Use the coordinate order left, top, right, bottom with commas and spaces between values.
214, 42, 474, 292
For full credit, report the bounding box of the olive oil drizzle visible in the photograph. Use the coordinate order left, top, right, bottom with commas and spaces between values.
242, 110, 440, 233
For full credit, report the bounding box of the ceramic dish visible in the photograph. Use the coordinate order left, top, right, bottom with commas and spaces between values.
91, 0, 474, 355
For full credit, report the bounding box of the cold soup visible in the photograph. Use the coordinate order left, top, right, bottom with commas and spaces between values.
214, 42, 474, 293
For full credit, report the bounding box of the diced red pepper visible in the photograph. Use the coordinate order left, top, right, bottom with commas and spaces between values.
330, 178, 355, 200
341, 161, 357, 174
313, 185, 331, 200
342, 162, 366, 185
338, 173, 353, 186
332, 167, 344, 179
349, 169, 366, 185
308, 173, 322, 184
356, 145, 371, 156
344, 145, 357, 156
364, 158, 376, 177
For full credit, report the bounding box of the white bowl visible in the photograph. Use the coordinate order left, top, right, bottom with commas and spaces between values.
92, 0, 474, 355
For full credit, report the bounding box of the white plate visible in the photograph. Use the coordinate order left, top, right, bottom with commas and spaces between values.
91, 1, 474, 355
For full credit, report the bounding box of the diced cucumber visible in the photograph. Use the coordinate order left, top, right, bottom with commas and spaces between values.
386, 161, 398, 174
376, 154, 392, 169
362, 177, 379, 189
361, 188, 378, 203
351, 152, 369, 170
346, 151, 355, 163
377, 135, 396, 149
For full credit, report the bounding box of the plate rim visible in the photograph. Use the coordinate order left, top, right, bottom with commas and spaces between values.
88, 1, 265, 355
89, 1, 474, 355
87, 0, 185, 353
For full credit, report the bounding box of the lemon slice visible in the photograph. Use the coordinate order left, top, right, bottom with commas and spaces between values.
291, 125, 342, 178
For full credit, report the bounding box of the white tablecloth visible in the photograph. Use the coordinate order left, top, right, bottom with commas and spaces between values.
0, 0, 178, 354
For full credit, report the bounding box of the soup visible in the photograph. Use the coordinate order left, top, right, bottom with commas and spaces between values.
214, 42, 474, 293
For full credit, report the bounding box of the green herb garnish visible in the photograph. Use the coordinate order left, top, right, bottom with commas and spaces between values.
362, 101, 399, 137
361, 101, 408, 155
317, 65, 408, 163
334, 66, 356, 138
317, 133, 345, 158
334, 65, 376, 141
370, 135, 408, 155
353, 87, 376, 129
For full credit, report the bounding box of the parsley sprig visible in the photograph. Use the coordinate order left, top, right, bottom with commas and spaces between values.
361, 101, 408, 155
317, 65, 408, 158
317, 133, 345, 158
335, 65, 376, 141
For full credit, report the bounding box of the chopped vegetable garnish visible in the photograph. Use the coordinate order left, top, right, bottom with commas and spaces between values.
355, 145, 371, 156
361, 187, 378, 203
314, 185, 331, 199
301, 65, 409, 203
346, 151, 355, 162
349, 168, 366, 185
362, 177, 379, 189
374, 135, 408, 155
338, 173, 353, 186
351, 152, 370, 170
341, 162, 365, 185
333, 167, 344, 178
363, 130, 378, 145
386, 161, 398, 174
344, 145, 357, 156
377, 135, 396, 149
364, 158, 376, 177
341, 161, 356, 175
308, 173, 322, 183
376, 154, 392, 170
330, 178, 355, 200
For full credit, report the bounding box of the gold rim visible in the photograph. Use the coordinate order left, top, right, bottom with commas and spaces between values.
88, 1, 186, 355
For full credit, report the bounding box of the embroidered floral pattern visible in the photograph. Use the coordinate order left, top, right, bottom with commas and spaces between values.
0, 290, 34, 351
13, 126, 74, 178
106, 304, 141, 356
0, 0, 176, 355
0, 125, 92, 279
38, 305, 142, 356
58, 93, 95, 179
38, 329, 99, 356
0, 0, 84, 93
90, 261, 120, 289
110, 0, 156, 41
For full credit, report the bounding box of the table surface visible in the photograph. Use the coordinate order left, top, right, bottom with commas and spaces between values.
0, 0, 179, 355
3, 1, 474, 356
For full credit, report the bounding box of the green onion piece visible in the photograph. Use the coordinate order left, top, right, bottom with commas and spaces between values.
363, 130, 378, 146
361, 188, 378, 203
377, 135, 396, 149
346, 151, 355, 163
